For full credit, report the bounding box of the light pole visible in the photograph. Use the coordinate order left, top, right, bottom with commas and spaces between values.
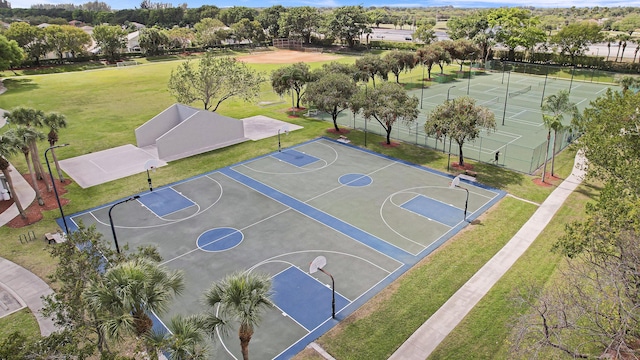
541, 61, 550, 106
449, 175, 469, 222
109, 195, 140, 253
569, 65, 575, 94
420, 64, 425, 109
310, 256, 335, 318
45, 144, 69, 234
502, 71, 511, 126
467, 53, 475, 95
447, 85, 456, 101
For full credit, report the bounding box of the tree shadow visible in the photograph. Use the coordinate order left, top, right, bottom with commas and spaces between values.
1, 78, 39, 95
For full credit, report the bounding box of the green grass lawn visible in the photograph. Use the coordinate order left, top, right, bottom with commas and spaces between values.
0, 53, 589, 358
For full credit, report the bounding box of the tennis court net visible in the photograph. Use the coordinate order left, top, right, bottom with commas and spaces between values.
479, 96, 502, 106
508, 85, 532, 98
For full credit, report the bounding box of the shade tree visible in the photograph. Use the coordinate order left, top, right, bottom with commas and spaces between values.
306, 71, 357, 132
92, 24, 127, 62
270, 62, 311, 109
350, 82, 419, 145
550, 22, 604, 65
425, 96, 496, 167
325, 5, 369, 48
354, 54, 389, 88
168, 52, 265, 112
383, 50, 417, 83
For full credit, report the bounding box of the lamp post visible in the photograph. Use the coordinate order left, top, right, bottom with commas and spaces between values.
450, 175, 469, 222
502, 71, 511, 126
541, 61, 550, 106
45, 144, 70, 234
467, 53, 475, 95
420, 64, 425, 109
569, 65, 575, 94
310, 256, 335, 319
108, 195, 140, 253
447, 85, 456, 101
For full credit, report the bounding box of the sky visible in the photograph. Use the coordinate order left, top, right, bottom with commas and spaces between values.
9, 0, 640, 11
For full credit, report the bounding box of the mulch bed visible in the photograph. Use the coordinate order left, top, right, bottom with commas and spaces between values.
451, 162, 475, 171
0, 173, 71, 228
532, 172, 562, 187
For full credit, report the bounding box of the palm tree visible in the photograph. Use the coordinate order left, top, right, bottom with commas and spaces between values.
42, 112, 68, 182
615, 75, 640, 92
0, 135, 27, 218
163, 315, 209, 360
84, 258, 185, 343
202, 271, 273, 360
541, 90, 577, 182
6, 127, 46, 205
4, 107, 47, 182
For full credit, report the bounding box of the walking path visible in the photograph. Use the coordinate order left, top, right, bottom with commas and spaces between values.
0, 161, 57, 336
389, 151, 586, 359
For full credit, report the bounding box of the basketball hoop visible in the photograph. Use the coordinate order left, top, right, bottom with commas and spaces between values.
144, 159, 162, 192
309, 255, 336, 318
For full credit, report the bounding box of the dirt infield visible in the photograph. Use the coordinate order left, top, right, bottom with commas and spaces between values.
237, 49, 342, 64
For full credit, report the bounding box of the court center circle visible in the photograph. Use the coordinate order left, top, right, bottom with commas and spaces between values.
197, 227, 244, 252
339, 173, 373, 187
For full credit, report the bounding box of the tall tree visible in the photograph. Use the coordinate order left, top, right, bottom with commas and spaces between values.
487, 7, 533, 61
231, 18, 265, 46
306, 71, 357, 132
0, 35, 24, 72
0, 135, 27, 218
5, 127, 46, 206
416, 43, 445, 80
413, 24, 436, 45
425, 96, 496, 167
194, 17, 226, 48
513, 89, 640, 360
4, 22, 48, 64
139, 26, 170, 55
202, 271, 273, 360
540, 90, 577, 182
42, 112, 68, 182
383, 50, 416, 83
270, 62, 311, 109
5, 107, 47, 184
257, 5, 286, 41
350, 82, 419, 144
85, 257, 184, 342
92, 24, 127, 62
550, 22, 604, 65
166, 27, 194, 52
277, 6, 321, 44
354, 54, 389, 88
613, 13, 640, 36
326, 5, 369, 48
168, 52, 265, 112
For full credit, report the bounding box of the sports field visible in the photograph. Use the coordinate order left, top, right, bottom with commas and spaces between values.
64, 138, 505, 359
319, 69, 613, 174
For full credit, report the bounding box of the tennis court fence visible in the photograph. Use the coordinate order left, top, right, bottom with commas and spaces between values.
316, 111, 574, 175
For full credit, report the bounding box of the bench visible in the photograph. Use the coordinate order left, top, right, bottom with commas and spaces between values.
45, 232, 67, 244
305, 109, 318, 116
337, 135, 351, 144
463, 170, 478, 179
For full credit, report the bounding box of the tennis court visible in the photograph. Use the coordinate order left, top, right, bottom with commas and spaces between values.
319, 69, 613, 173
64, 138, 505, 359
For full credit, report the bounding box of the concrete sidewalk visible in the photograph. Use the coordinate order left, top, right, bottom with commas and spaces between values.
0, 161, 57, 336
389, 152, 586, 360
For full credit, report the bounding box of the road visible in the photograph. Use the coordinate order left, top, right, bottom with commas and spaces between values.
369, 28, 638, 60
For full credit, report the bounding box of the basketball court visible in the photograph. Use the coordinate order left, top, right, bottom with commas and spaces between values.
63, 138, 505, 359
